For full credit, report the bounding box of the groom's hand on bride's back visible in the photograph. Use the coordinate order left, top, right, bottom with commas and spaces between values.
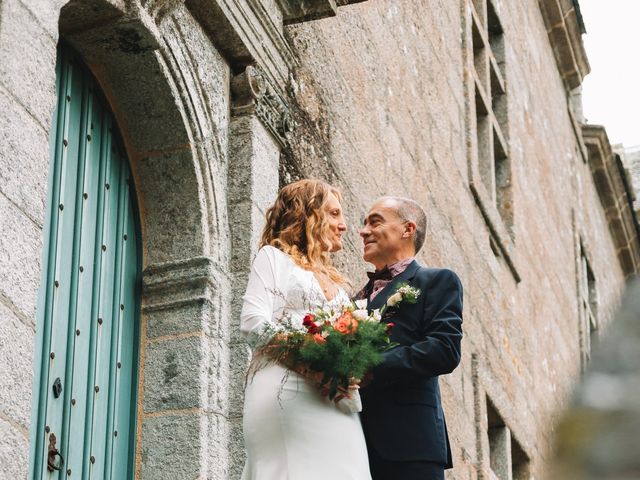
359, 371, 374, 388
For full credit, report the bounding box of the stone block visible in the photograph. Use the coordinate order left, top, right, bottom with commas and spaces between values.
227, 416, 246, 480
138, 149, 205, 265
0, 416, 28, 479
0, 86, 50, 224
58, 0, 126, 36
141, 413, 201, 480
165, 4, 230, 144
227, 342, 251, 417
228, 115, 279, 208
96, 46, 192, 153
0, 0, 57, 126
143, 336, 202, 413
19, 0, 125, 39
0, 194, 42, 318
202, 412, 230, 478
228, 114, 279, 274
145, 297, 211, 339
0, 301, 34, 429
142, 411, 230, 480
228, 201, 266, 274
204, 336, 230, 415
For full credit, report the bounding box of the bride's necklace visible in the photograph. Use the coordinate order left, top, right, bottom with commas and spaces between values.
313, 270, 335, 295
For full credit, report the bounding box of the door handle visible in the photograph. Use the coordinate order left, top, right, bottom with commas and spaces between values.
47, 432, 64, 472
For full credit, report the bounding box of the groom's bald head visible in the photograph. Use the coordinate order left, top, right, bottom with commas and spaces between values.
377, 196, 427, 253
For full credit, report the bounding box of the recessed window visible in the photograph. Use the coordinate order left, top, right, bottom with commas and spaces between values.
579, 244, 598, 370
486, 396, 531, 480
471, 0, 513, 234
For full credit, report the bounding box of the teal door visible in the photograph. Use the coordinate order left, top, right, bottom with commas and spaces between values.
30, 44, 141, 479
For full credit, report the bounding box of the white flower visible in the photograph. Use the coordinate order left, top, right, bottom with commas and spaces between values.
352, 309, 369, 321
386, 292, 403, 307
354, 299, 368, 310
370, 309, 382, 322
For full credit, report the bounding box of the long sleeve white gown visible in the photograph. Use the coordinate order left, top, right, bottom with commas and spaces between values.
240, 245, 372, 480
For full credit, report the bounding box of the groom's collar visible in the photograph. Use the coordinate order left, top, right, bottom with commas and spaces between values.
367, 257, 415, 282
367, 260, 421, 311
385, 256, 415, 277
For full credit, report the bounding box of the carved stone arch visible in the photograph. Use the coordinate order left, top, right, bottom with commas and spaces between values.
58, 1, 226, 266
52, 2, 233, 478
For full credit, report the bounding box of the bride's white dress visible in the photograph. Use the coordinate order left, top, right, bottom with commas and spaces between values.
240, 245, 371, 480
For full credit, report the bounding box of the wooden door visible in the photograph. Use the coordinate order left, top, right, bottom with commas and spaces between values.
30, 44, 140, 480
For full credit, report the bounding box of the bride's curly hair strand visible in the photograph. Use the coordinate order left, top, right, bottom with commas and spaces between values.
260, 179, 346, 286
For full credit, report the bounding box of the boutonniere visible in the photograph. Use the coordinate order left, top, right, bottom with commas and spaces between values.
385, 283, 421, 308
352, 284, 421, 322
378, 283, 421, 320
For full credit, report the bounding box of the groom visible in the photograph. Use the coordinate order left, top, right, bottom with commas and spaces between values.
357, 196, 463, 480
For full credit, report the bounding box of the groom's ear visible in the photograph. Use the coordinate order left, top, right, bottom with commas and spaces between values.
402, 221, 417, 238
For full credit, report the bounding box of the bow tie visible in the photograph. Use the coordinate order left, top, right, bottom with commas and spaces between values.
367, 267, 393, 281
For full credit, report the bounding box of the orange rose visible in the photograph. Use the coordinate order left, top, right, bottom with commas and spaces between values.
334, 311, 358, 334
313, 333, 326, 344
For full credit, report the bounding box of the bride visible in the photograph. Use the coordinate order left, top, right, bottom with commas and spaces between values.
240, 179, 372, 480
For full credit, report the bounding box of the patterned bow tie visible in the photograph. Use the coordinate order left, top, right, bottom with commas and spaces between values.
367, 267, 393, 281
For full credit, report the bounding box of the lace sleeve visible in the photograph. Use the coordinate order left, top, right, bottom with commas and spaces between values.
239, 246, 290, 348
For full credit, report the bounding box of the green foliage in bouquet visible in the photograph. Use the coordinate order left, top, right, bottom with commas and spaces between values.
261, 283, 420, 400
298, 311, 395, 399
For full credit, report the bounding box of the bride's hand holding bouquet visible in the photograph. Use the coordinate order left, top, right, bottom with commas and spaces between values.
261, 283, 420, 409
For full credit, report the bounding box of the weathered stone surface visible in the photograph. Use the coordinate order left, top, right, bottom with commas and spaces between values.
583, 125, 640, 277
282, 1, 633, 478
227, 343, 250, 416
227, 417, 246, 479
0, 86, 50, 225
143, 255, 231, 340
165, 4, 231, 152
228, 114, 280, 274
0, 301, 34, 430
141, 413, 202, 479
276, 0, 366, 25
0, 193, 42, 319
203, 412, 231, 479
59, 0, 126, 35
141, 411, 231, 479
143, 336, 203, 412
138, 149, 206, 265
0, 0, 57, 126
204, 336, 230, 414
0, 416, 28, 479
145, 298, 212, 339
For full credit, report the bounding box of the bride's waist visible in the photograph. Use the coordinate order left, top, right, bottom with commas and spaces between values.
248, 354, 313, 385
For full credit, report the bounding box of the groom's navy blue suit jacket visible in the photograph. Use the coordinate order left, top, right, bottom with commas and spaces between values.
360, 261, 463, 468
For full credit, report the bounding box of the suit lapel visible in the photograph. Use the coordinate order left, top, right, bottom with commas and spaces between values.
367, 260, 421, 311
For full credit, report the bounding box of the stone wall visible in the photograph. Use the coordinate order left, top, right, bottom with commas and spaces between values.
281, 1, 628, 478
0, 0, 56, 476
621, 146, 640, 215
0, 0, 634, 479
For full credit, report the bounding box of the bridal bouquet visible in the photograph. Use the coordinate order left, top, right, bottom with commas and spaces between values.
264, 283, 421, 402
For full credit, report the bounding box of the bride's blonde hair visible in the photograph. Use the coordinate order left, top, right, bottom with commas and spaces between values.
260, 179, 346, 285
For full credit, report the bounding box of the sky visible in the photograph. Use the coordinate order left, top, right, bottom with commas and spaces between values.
580, 0, 640, 149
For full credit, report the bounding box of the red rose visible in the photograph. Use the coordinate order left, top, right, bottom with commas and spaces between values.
386, 322, 396, 331
302, 314, 321, 334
